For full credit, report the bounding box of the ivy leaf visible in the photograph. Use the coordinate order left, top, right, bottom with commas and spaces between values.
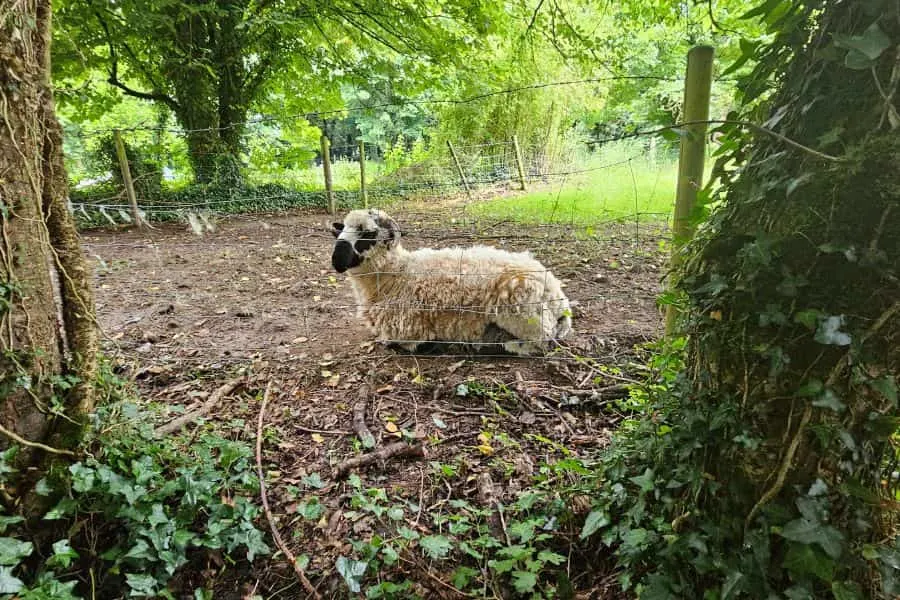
870, 376, 898, 406
797, 379, 823, 397
0, 537, 32, 566
783, 543, 836, 582
420, 535, 453, 560
301, 472, 325, 489
793, 309, 822, 330
722, 570, 744, 599
780, 518, 845, 559
834, 22, 891, 60
580, 510, 611, 539
0, 516, 23, 535
629, 468, 655, 493
812, 389, 845, 412
832, 581, 864, 600
47, 539, 79, 569
0, 567, 23, 594
511, 571, 537, 594
814, 315, 851, 346
69, 463, 96, 493
125, 573, 158, 597
34, 478, 53, 497
808, 479, 828, 496
335, 556, 367, 593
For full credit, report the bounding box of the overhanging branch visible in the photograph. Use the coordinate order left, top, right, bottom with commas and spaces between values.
93, 9, 179, 110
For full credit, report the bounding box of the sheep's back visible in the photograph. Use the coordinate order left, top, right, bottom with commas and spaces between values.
395, 245, 560, 311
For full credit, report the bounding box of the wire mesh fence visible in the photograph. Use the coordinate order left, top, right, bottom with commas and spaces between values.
64, 111, 679, 234
65, 88, 687, 363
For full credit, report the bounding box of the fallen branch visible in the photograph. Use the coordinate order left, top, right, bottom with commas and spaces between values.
256, 382, 321, 599
155, 377, 244, 436
0, 424, 76, 457
476, 471, 505, 542
352, 385, 375, 449
333, 441, 425, 479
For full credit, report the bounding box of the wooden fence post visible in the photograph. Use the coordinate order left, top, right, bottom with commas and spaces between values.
321, 134, 335, 214
665, 45, 714, 336
358, 139, 368, 208
512, 135, 527, 191
446, 141, 472, 201
113, 129, 146, 229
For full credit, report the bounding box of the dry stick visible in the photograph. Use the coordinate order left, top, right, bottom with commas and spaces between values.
744, 299, 900, 531
0, 424, 76, 457
256, 383, 321, 599
333, 441, 425, 479
155, 377, 244, 436
352, 385, 376, 448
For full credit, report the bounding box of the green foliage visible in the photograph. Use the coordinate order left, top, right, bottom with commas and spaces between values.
467, 141, 678, 225
317, 471, 583, 598
573, 1, 900, 598
0, 364, 267, 599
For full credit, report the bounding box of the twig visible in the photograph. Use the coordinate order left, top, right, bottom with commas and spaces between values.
295, 425, 352, 436
155, 377, 244, 436
256, 382, 321, 599
0, 424, 76, 457
352, 385, 376, 448
333, 441, 425, 479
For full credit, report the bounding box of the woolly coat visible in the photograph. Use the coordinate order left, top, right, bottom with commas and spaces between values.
334, 210, 572, 355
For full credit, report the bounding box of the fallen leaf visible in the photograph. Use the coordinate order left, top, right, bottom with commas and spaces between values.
292, 336, 309, 344
311, 434, 325, 443
385, 422, 399, 433
476, 444, 494, 456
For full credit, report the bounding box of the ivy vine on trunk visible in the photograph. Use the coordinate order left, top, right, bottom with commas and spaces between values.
1, 0, 98, 471
584, 2, 900, 599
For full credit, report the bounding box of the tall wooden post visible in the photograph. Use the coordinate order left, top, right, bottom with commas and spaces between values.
446, 141, 472, 201
665, 45, 714, 336
512, 135, 527, 191
114, 130, 145, 229
321, 134, 335, 214
358, 139, 368, 208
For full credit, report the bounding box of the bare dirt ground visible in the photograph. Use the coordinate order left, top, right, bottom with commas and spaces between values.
81, 202, 668, 598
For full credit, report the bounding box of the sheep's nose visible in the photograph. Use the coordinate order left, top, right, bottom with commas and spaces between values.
332, 240, 354, 273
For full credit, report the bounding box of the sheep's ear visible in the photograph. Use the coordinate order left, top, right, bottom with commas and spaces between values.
331, 222, 344, 237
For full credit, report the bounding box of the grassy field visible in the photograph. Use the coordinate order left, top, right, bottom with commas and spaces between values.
468, 144, 678, 225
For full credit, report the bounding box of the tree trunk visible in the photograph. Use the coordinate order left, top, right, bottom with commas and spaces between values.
676, 1, 899, 595
0, 0, 98, 463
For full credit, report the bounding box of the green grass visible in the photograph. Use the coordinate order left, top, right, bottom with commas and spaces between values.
468, 147, 678, 226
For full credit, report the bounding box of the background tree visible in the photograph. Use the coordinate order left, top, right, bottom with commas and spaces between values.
53, 0, 499, 183
1, 0, 98, 466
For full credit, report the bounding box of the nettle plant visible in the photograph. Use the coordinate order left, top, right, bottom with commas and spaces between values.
0, 369, 268, 599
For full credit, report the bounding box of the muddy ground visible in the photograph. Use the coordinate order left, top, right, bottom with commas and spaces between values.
82, 202, 669, 598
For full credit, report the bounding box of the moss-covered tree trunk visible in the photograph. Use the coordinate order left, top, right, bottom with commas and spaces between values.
674, 1, 899, 597
0, 0, 98, 462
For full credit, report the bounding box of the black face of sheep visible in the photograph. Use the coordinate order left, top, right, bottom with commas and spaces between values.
331, 222, 379, 273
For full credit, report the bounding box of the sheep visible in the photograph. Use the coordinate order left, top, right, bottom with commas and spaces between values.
330, 208, 572, 355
